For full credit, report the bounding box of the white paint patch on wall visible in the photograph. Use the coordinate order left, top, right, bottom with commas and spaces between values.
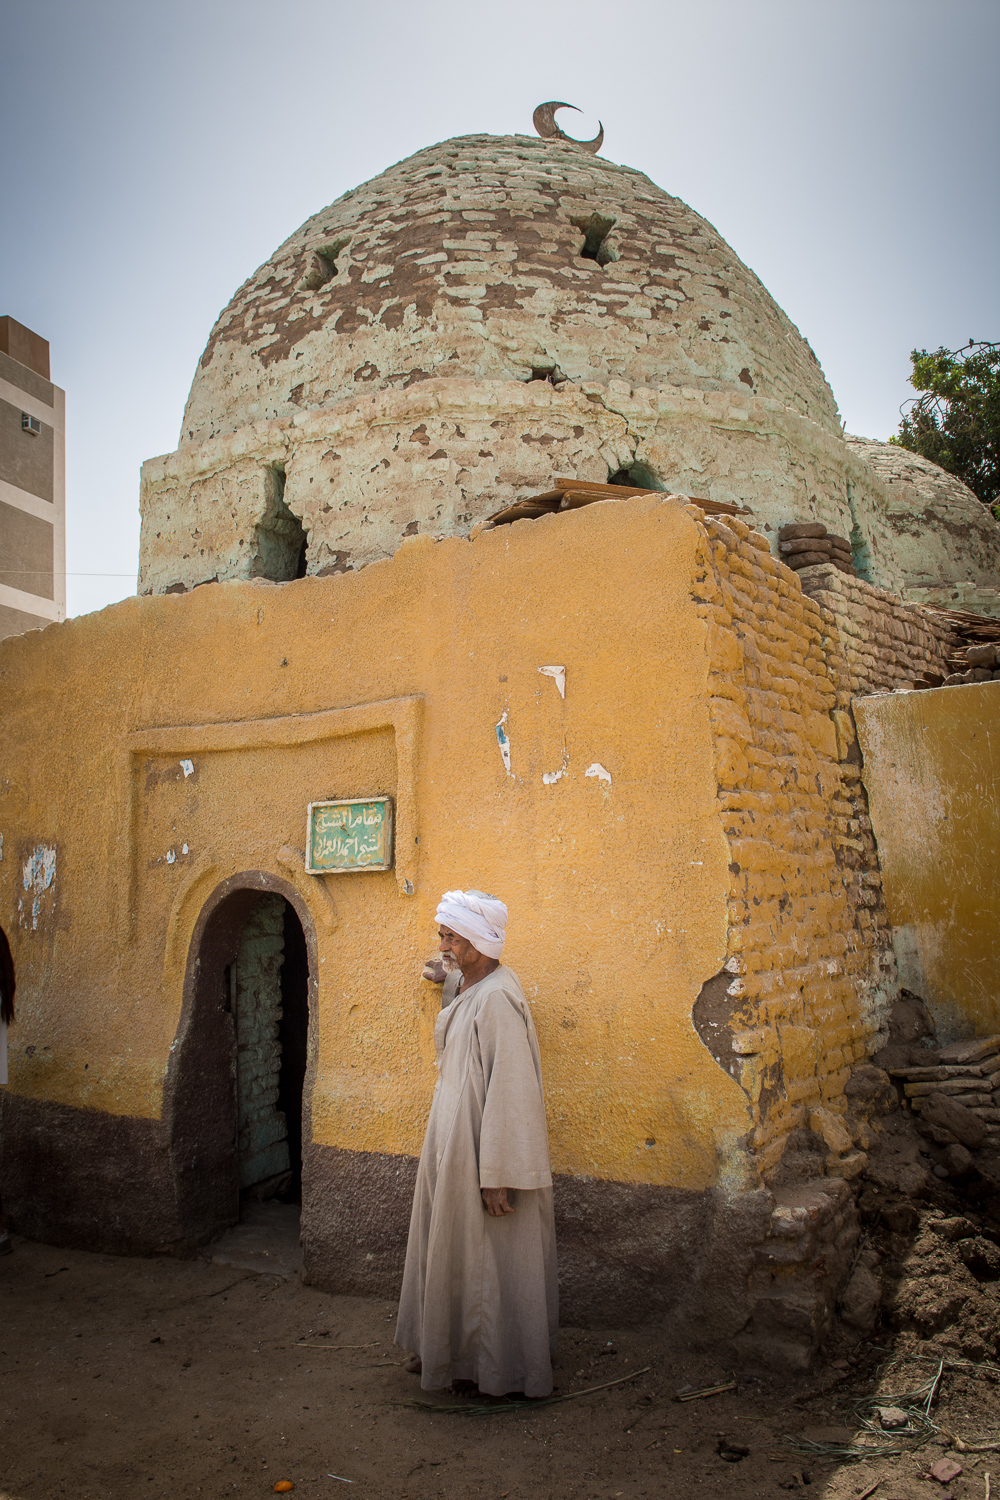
538, 665, 566, 699
22, 844, 57, 930
585, 762, 612, 784
180, 759, 195, 778
495, 713, 512, 776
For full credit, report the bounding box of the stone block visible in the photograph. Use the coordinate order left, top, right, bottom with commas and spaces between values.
839, 1264, 881, 1331
750, 1284, 833, 1342
826, 1150, 869, 1180
918, 1093, 988, 1149
809, 1107, 853, 1156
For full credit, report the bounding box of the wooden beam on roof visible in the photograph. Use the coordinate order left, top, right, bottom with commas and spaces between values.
485, 477, 750, 527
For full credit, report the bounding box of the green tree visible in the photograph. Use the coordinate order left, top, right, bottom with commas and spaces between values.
891, 340, 1000, 516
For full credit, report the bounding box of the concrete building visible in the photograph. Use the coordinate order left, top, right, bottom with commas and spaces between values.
0, 317, 66, 640
1, 132, 997, 1370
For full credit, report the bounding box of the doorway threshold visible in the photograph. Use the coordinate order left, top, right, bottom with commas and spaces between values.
203, 1201, 303, 1279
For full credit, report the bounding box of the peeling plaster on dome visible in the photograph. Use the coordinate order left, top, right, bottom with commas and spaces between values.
180, 134, 840, 445
138, 134, 1000, 611
845, 436, 1000, 613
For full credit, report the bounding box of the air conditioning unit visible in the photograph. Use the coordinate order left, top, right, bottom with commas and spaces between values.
21, 413, 41, 436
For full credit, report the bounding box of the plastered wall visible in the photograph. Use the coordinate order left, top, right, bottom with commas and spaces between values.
1, 492, 907, 1207
855, 683, 1000, 1043
137, 378, 865, 595
4, 495, 753, 1195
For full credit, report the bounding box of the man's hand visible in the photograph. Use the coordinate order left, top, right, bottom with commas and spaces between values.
422, 958, 449, 983
481, 1187, 515, 1216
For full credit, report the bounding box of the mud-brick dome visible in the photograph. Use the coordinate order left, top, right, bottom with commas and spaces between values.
142, 132, 870, 596
181, 134, 839, 445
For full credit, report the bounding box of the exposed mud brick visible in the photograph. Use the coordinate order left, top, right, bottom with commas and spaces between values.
958, 1237, 1000, 1278
780, 522, 828, 541
912, 1291, 969, 1336
881, 1202, 919, 1234
943, 1143, 976, 1175
938, 1036, 1000, 1065
798, 566, 959, 696
780, 537, 833, 556
747, 1286, 833, 1342
929, 1217, 975, 1241
769, 1179, 850, 1239
918, 1093, 988, 1149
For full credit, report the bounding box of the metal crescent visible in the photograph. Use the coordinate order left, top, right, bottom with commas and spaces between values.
533, 101, 578, 138
532, 101, 604, 155
578, 122, 604, 155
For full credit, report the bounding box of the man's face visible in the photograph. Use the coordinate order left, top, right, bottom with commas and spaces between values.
438, 926, 479, 970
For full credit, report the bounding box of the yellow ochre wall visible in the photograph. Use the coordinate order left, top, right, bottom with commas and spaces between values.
0, 495, 890, 1195
856, 682, 1000, 1041
2, 496, 750, 1193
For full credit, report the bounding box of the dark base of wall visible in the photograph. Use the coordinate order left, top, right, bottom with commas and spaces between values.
300, 1141, 773, 1334
0, 1092, 187, 1255
301, 1142, 419, 1300
0, 1100, 775, 1342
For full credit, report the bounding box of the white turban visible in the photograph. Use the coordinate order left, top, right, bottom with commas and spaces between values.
436, 889, 508, 959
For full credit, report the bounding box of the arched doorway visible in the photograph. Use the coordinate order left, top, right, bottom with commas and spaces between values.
166, 875, 314, 1247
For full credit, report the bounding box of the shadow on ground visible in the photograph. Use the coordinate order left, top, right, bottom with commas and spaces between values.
1, 1183, 998, 1500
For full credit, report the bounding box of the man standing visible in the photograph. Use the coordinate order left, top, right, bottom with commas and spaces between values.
396, 890, 557, 1398
0, 926, 15, 1255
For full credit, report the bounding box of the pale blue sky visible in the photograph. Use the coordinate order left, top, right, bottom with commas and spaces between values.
3, 0, 998, 615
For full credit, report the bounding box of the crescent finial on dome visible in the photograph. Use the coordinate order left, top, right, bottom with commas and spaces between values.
532, 101, 604, 155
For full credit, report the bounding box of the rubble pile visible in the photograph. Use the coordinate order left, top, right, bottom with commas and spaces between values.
747, 995, 1000, 1370
858, 1197, 1000, 1359
778, 522, 857, 576
943, 640, 1000, 685
892, 1035, 1000, 1154
838, 995, 1000, 1358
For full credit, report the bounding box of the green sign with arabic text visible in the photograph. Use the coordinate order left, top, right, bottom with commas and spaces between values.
305, 797, 394, 874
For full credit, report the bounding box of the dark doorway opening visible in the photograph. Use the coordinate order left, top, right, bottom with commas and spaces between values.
230, 895, 308, 1206
277, 901, 309, 1200
168, 884, 312, 1248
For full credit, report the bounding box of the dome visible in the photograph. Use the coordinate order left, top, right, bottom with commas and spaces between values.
181, 133, 841, 445
846, 435, 1000, 609
141, 132, 876, 598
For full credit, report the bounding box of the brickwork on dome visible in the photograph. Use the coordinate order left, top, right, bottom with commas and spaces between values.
182, 135, 840, 446
139, 136, 1000, 614
691, 510, 895, 1184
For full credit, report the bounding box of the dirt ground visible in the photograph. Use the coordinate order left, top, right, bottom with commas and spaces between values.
2, 1225, 999, 1500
